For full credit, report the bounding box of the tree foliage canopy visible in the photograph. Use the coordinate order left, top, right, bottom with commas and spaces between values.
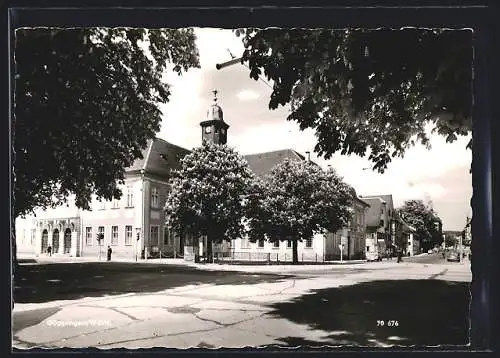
397, 199, 442, 250
164, 142, 255, 244
236, 28, 473, 172
247, 159, 354, 263
14, 27, 200, 217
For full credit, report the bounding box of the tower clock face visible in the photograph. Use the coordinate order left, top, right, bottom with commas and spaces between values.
204, 126, 212, 134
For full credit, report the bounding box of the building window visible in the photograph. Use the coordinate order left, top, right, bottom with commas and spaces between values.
151, 187, 159, 208
85, 227, 92, 246
112, 198, 120, 209
287, 240, 292, 248
98, 226, 105, 245
305, 238, 313, 248
164, 227, 172, 245
241, 237, 250, 249
258, 239, 265, 248
125, 226, 132, 246
150, 226, 159, 247
111, 226, 119, 245
366, 246, 370, 252
273, 240, 280, 248
126, 186, 134, 207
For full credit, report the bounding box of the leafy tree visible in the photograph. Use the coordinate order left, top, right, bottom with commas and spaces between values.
14, 27, 199, 218
235, 28, 473, 172
247, 159, 354, 264
443, 232, 459, 247
397, 200, 442, 252
12, 27, 199, 290
164, 142, 255, 262
393, 212, 410, 255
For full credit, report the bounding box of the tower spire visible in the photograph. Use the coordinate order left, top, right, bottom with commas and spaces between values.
200, 90, 229, 145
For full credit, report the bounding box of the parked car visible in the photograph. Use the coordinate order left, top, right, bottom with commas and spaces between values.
366, 251, 382, 262
447, 251, 460, 262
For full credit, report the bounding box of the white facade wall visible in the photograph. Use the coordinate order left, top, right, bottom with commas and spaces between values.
15, 194, 82, 257
223, 233, 326, 263
15, 216, 37, 256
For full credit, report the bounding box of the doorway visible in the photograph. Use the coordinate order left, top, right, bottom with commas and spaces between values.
64, 228, 72, 254
52, 229, 59, 254
41, 230, 48, 253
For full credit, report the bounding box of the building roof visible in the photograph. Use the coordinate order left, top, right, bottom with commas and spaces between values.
126, 138, 191, 179
362, 194, 394, 210
354, 196, 371, 208
362, 197, 387, 228
243, 149, 307, 178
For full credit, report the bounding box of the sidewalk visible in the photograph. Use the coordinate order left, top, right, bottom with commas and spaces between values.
18, 254, 401, 274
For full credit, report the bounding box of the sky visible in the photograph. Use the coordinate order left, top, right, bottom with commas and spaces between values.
157, 28, 472, 231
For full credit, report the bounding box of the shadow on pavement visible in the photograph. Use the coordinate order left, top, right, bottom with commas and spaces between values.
14, 262, 292, 304
18, 258, 38, 264
13, 306, 61, 333
267, 279, 470, 347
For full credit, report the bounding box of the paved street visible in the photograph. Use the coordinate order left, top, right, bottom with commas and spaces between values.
404, 252, 450, 264
13, 259, 471, 349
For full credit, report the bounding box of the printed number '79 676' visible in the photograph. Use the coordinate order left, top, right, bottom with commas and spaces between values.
377, 320, 399, 327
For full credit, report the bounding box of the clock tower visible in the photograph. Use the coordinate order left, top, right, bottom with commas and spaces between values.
200, 90, 229, 145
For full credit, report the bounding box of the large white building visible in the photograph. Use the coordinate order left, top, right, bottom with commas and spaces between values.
16, 92, 373, 263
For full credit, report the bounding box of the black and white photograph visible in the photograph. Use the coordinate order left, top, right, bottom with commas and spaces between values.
11, 25, 474, 349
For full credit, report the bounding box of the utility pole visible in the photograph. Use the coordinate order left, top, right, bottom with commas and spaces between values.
459, 230, 464, 263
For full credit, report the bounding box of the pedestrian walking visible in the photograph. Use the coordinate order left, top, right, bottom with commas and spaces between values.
397, 249, 402, 263
47, 245, 52, 256
107, 246, 112, 261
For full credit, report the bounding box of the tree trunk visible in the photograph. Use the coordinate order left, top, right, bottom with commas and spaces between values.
12, 228, 17, 309
207, 236, 213, 263
347, 235, 351, 260
292, 239, 298, 264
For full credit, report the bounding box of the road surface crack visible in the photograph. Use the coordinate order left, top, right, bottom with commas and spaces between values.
191, 311, 266, 328
237, 279, 297, 301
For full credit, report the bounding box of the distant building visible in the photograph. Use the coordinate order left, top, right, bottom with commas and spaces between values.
324, 191, 370, 261
362, 195, 394, 258
361, 194, 418, 259
406, 225, 419, 256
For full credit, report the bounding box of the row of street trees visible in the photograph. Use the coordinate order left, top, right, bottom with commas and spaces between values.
164, 141, 355, 264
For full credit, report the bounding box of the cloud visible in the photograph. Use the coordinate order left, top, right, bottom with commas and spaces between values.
236, 89, 260, 102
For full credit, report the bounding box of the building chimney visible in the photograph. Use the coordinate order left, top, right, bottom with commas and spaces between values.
305, 151, 310, 162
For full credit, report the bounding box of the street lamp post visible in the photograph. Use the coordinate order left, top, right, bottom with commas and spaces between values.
135, 228, 141, 262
